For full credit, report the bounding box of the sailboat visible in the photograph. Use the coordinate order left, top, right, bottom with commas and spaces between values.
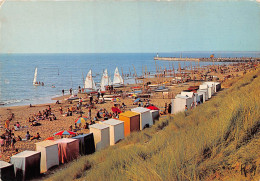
33, 67, 40, 86
100, 69, 112, 92
84, 70, 96, 91
113, 67, 124, 87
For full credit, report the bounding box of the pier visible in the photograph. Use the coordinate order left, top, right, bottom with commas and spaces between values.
154, 57, 260, 62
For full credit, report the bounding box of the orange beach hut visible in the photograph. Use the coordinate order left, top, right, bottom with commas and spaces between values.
118, 111, 140, 136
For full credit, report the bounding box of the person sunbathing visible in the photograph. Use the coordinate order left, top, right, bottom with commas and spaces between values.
37, 111, 42, 117
30, 133, 41, 141
31, 121, 41, 127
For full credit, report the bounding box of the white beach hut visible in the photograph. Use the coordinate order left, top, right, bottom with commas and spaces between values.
35, 140, 59, 173
200, 84, 212, 99
203, 81, 221, 92
196, 93, 204, 104
11, 150, 41, 181
150, 110, 160, 122
197, 90, 207, 102
131, 107, 153, 130
172, 96, 193, 114
180, 91, 196, 103
100, 119, 124, 145
89, 123, 110, 151
198, 87, 208, 100
202, 83, 215, 97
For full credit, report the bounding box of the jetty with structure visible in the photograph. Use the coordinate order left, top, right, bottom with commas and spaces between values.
154, 55, 260, 62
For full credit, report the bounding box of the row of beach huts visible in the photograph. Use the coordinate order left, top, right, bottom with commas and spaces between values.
0, 81, 221, 181
171, 81, 221, 113
0, 107, 159, 181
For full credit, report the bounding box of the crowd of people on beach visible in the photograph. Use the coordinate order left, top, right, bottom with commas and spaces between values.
0, 113, 42, 155
1, 62, 258, 162
28, 105, 56, 126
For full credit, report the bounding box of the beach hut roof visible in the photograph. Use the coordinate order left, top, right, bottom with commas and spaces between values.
35, 140, 57, 147
73, 133, 93, 139
55, 138, 77, 144
175, 94, 190, 99
119, 111, 139, 117
0, 161, 12, 167
131, 107, 150, 113
102, 119, 124, 126
12, 150, 40, 158
89, 123, 109, 130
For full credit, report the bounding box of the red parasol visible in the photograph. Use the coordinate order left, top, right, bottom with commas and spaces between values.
112, 107, 122, 113
54, 130, 76, 136
147, 106, 159, 110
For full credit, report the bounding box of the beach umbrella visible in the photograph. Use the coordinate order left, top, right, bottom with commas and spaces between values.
147, 106, 159, 110
112, 107, 122, 114
75, 117, 88, 124
44, 137, 54, 141
54, 130, 76, 136
131, 94, 137, 97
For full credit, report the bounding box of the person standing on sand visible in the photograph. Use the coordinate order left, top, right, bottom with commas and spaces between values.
62, 89, 65, 96
5, 119, 10, 130
11, 133, 16, 151
70, 88, 72, 95
164, 103, 167, 113
168, 103, 172, 114
59, 106, 63, 114
88, 108, 91, 119
25, 131, 31, 140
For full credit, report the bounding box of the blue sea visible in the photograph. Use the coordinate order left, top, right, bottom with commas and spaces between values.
0, 52, 259, 107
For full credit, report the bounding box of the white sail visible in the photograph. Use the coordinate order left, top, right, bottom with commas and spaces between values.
113, 67, 124, 85
100, 69, 112, 91
84, 70, 96, 90
33, 67, 37, 85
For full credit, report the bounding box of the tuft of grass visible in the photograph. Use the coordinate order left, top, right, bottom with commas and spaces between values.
46, 68, 260, 181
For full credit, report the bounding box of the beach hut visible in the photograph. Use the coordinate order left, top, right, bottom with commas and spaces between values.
118, 111, 140, 136
200, 84, 212, 99
215, 82, 221, 92
150, 110, 159, 122
198, 88, 208, 100
131, 107, 153, 130
196, 93, 204, 104
100, 119, 124, 145
10, 150, 41, 181
197, 90, 207, 102
89, 123, 110, 151
203, 83, 214, 97
55, 138, 79, 164
0, 161, 15, 181
180, 91, 196, 103
171, 96, 193, 114
72, 133, 95, 155
35, 140, 59, 173
203, 81, 221, 92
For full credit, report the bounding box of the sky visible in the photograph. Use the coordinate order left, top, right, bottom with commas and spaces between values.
0, 0, 259, 53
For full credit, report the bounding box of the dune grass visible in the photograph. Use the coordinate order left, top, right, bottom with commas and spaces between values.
47, 68, 260, 181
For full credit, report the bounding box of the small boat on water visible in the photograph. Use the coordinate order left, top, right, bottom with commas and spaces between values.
85, 70, 97, 91
113, 67, 124, 88
33, 68, 41, 86
100, 69, 112, 91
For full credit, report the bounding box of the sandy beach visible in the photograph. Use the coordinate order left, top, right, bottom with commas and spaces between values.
0, 62, 257, 163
